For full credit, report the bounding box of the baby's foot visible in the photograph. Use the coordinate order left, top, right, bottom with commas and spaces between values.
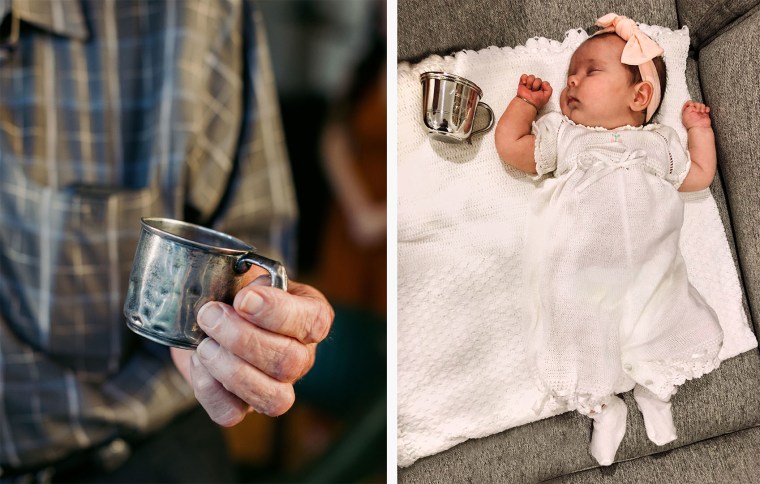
633, 385, 677, 446
589, 396, 627, 466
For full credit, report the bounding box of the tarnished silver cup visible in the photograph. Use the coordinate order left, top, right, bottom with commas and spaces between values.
123, 217, 287, 349
420, 71, 494, 143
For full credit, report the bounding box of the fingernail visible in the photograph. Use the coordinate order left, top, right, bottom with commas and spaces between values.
198, 303, 223, 330
240, 291, 263, 315
197, 338, 220, 360
250, 274, 271, 286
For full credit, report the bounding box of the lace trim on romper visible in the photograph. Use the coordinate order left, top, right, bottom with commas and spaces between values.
533, 346, 722, 416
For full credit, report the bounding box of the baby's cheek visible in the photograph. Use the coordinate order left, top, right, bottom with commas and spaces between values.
559, 89, 570, 115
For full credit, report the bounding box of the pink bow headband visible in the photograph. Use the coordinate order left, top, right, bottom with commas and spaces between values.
593, 13, 664, 122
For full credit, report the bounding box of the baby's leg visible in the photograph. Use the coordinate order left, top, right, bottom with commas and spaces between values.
633, 384, 677, 446
588, 395, 627, 466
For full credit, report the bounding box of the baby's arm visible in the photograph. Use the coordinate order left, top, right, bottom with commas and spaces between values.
495, 74, 553, 174
678, 100, 717, 192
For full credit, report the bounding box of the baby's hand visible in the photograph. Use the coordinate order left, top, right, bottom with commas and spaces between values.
517, 74, 553, 111
682, 100, 712, 130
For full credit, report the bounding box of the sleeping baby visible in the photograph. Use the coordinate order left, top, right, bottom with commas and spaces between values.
494, 13, 723, 466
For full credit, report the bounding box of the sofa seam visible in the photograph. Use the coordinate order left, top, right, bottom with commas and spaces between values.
540, 423, 760, 482
695, 1, 760, 51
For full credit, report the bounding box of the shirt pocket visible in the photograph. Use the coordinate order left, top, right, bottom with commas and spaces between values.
0, 161, 164, 381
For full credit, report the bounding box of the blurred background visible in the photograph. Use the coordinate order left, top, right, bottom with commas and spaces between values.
224, 1, 387, 482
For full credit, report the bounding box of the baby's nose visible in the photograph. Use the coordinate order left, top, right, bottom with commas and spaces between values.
567, 75, 578, 87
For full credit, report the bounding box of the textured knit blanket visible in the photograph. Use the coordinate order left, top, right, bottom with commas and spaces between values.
397, 26, 758, 467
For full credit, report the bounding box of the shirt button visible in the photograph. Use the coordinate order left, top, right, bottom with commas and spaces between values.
623, 363, 633, 371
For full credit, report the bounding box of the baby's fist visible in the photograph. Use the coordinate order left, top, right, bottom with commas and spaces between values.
682, 100, 712, 129
517, 74, 552, 110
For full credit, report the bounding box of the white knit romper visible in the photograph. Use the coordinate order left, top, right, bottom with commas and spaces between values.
524, 112, 724, 415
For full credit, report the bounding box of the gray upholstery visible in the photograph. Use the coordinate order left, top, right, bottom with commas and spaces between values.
699, 8, 760, 335
397, 0, 677, 62
550, 425, 760, 483
399, 355, 760, 482
676, 0, 760, 47
398, 0, 760, 481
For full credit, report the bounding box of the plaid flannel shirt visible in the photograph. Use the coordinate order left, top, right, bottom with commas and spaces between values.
0, 0, 296, 468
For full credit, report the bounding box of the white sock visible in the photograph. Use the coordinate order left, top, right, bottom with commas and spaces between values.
633, 385, 677, 446
589, 396, 627, 466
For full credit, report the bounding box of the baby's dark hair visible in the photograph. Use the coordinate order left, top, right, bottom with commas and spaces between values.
586, 32, 667, 124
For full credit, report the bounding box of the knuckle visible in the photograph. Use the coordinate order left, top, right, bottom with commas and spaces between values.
301, 345, 317, 378
305, 302, 333, 344
294, 306, 313, 343
250, 385, 276, 415
223, 319, 245, 349
282, 301, 307, 341
232, 322, 260, 360
263, 384, 295, 417
226, 360, 248, 386
273, 340, 308, 382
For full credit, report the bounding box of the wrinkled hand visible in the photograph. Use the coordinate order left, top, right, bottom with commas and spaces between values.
171, 277, 334, 426
517, 74, 553, 110
682, 100, 712, 129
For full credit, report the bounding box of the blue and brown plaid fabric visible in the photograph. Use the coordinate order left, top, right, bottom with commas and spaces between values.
0, 0, 296, 469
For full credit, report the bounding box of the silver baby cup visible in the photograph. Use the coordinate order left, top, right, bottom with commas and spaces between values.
420, 71, 494, 143
123, 217, 288, 349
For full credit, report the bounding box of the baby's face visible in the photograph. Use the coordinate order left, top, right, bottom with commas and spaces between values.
560, 35, 641, 129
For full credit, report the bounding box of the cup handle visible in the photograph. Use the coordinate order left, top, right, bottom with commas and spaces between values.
234, 252, 288, 291
471, 101, 495, 137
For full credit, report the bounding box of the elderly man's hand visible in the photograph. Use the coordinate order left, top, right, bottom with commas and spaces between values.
171, 278, 334, 426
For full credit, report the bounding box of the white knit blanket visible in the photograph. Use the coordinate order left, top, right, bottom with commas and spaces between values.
397, 26, 758, 467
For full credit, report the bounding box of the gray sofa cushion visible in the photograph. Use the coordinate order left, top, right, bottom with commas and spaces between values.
398, 0, 677, 62
676, 0, 760, 48
686, 58, 755, 333
399, 353, 760, 482
699, 8, 760, 335
550, 424, 760, 483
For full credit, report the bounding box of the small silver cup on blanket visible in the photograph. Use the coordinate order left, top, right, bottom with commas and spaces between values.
123, 217, 287, 349
420, 71, 494, 143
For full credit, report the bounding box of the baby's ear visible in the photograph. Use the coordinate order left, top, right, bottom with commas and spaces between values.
630, 81, 654, 114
